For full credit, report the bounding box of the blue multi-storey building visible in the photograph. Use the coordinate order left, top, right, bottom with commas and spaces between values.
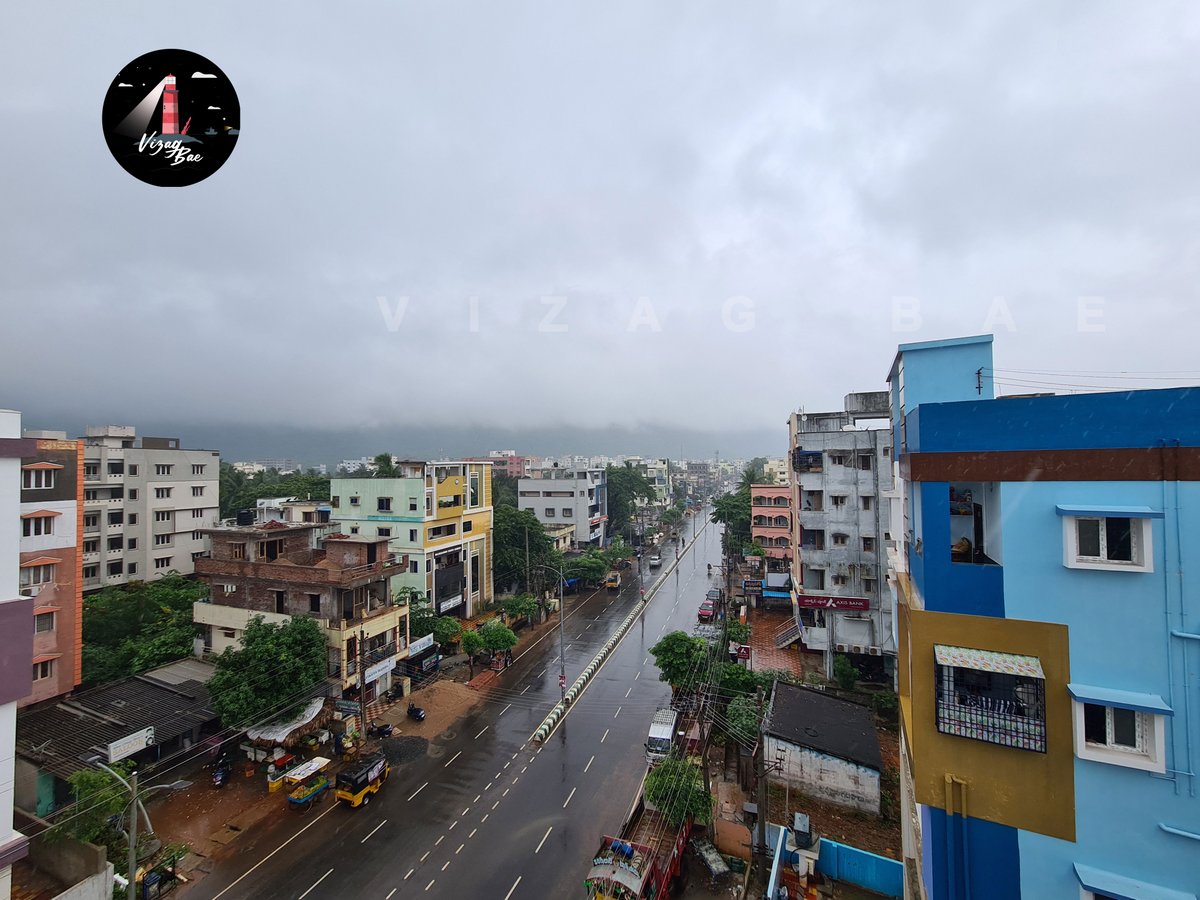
887, 334, 1199, 899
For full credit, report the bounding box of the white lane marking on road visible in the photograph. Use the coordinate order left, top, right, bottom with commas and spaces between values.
614, 706, 622, 719
635, 671, 640, 681
463, 807, 470, 816
444, 750, 462, 767
441, 861, 450, 872
644, 657, 649, 665
504, 787, 511, 796
435, 835, 444, 846
408, 782, 429, 801
469, 828, 477, 838
538, 668, 547, 676
298, 868, 333, 900
500, 703, 513, 715
601, 728, 609, 743
420, 852, 430, 863
482, 814, 489, 823
360, 819, 387, 843
211, 796, 341, 900
504, 876, 522, 900
493, 800, 500, 810
536, 826, 553, 853
456, 843, 464, 854
486, 782, 493, 790
513, 776, 519, 784
563, 787, 577, 808
512, 752, 519, 759
449, 821, 457, 831
576, 633, 584, 639
625, 687, 632, 698
495, 772, 502, 779
585, 755, 595, 773
402, 872, 412, 883
475, 726, 489, 739
585, 623, 592, 630
520, 685, 530, 694
425, 879, 435, 891
566, 643, 573, 650
474, 794, 481, 803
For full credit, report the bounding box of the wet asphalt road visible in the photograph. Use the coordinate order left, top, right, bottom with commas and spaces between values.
188, 510, 724, 900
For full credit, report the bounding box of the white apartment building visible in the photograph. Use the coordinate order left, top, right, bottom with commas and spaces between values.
518, 468, 607, 548
762, 457, 790, 486
787, 393, 896, 679
81, 426, 220, 590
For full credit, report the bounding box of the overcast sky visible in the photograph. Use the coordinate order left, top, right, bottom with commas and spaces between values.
3, 2, 1199, 444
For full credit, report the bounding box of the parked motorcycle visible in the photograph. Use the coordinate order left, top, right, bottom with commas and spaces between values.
367, 720, 394, 738
407, 702, 426, 722
382, 686, 400, 704
212, 752, 232, 789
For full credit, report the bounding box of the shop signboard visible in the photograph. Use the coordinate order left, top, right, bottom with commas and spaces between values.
796, 594, 869, 611
742, 579, 763, 597
410, 633, 435, 655
335, 699, 360, 716
365, 657, 393, 684
108, 727, 154, 763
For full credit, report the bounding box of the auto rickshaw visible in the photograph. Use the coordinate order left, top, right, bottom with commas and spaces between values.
334, 752, 390, 808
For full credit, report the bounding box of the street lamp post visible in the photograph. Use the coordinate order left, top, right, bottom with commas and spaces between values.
94, 762, 189, 900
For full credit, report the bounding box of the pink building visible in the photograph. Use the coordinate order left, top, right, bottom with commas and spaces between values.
750, 484, 791, 569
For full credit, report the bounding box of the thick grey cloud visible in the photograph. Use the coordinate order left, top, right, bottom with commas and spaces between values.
2, 1, 1198, 437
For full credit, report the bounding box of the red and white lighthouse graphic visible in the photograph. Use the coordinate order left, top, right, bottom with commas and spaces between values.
162, 74, 178, 135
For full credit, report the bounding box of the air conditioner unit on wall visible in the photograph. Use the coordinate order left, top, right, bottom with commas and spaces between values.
851, 645, 864, 655
834, 643, 848, 653
868, 646, 882, 656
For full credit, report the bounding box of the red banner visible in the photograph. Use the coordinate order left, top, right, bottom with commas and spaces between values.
796, 594, 869, 611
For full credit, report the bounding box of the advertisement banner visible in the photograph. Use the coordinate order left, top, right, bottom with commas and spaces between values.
796, 594, 870, 611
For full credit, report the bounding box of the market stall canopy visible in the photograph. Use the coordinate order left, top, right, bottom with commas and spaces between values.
247, 697, 326, 745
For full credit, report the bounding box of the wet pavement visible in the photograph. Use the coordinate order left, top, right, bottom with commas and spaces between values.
181, 509, 723, 900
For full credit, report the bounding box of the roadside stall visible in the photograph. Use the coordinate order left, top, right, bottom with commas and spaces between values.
285, 756, 332, 811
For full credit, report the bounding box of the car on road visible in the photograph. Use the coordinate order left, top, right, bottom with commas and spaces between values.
706, 588, 722, 603
649, 554, 662, 569
697, 599, 715, 622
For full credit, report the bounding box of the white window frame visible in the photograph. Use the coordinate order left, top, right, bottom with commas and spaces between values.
1062, 515, 1153, 573
20, 564, 56, 590
1072, 700, 1165, 773
23, 469, 56, 490
22, 515, 54, 537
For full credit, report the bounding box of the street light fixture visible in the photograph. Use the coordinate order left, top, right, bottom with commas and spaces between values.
92, 760, 190, 900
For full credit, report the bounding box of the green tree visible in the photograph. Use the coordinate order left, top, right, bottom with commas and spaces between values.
82, 575, 206, 686
492, 505, 556, 593
502, 594, 538, 625
491, 474, 519, 509
711, 486, 753, 555
460, 630, 484, 677
480, 619, 518, 655
833, 654, 860, 691
408, 596, 438, 640
563, 550, 608, 587
208, 616, 327, 729
372, 452, 398, 477
602, 537, 632, 568
715, 661, 758, 698
725, 694, 761, 749
726, 620, 751, 645
218, 461, 332, 518
605, 463, 656, 537
650, 631, 710, 689
49, 763, 133, 848
644, 757, 711, 826
433, 616, 464, 649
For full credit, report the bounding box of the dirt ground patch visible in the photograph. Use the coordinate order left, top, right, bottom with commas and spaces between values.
376, 679, 481, 738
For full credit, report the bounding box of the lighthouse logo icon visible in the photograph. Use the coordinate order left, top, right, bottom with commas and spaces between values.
102, 49, 240, 187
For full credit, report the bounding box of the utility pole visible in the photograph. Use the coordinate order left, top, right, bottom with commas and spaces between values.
557, 563, 567, 704
359, 628, 368, 735
127, 770, 138, 900
524, 526, 530, 594
755, 686, 769, 859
